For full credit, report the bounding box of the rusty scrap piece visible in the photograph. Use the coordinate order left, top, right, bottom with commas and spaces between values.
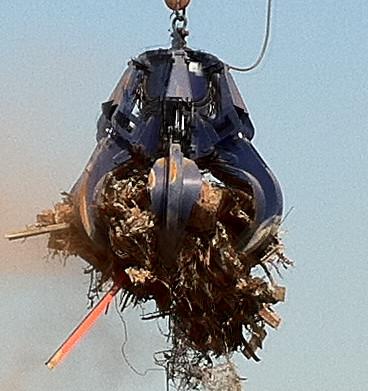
258, 306, 282, 329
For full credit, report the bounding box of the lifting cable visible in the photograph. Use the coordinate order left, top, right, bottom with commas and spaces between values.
227, 0, 273, 72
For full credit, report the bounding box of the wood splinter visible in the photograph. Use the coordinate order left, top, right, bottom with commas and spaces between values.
4, 223, 70, 241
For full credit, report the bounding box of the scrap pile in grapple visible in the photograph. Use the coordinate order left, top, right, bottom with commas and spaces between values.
44, 161, 290, 364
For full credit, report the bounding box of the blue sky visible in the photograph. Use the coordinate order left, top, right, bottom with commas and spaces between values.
1, 1, 367, 390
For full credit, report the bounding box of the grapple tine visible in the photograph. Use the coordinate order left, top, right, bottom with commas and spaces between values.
211, 137, 283, 255
149, 143, 202, 265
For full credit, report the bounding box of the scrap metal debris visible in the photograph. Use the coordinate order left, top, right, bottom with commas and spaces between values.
30, 164, 291, 388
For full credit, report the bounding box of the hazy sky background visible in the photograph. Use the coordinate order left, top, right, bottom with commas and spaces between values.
1, 1, 367, 390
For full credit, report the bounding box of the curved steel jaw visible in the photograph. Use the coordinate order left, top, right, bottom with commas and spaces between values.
149, 143, 202, 266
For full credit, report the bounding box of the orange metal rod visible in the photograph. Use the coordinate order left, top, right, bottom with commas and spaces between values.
46, 277, 125, 369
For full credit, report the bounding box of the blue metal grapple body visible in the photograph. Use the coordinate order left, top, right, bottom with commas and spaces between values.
71, 45, 283, 267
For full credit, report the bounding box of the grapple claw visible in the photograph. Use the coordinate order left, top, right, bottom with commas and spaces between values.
208, 138, 283, 255
149, 143, 202, 265
6, 4, 290, 373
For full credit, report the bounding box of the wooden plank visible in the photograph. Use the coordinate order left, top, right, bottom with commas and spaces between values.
4, 223, 70, 241
259, 307, 282, 329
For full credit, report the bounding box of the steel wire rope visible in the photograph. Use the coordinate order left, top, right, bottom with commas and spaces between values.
227, 0, 273, 72
114, 297, 165, 377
